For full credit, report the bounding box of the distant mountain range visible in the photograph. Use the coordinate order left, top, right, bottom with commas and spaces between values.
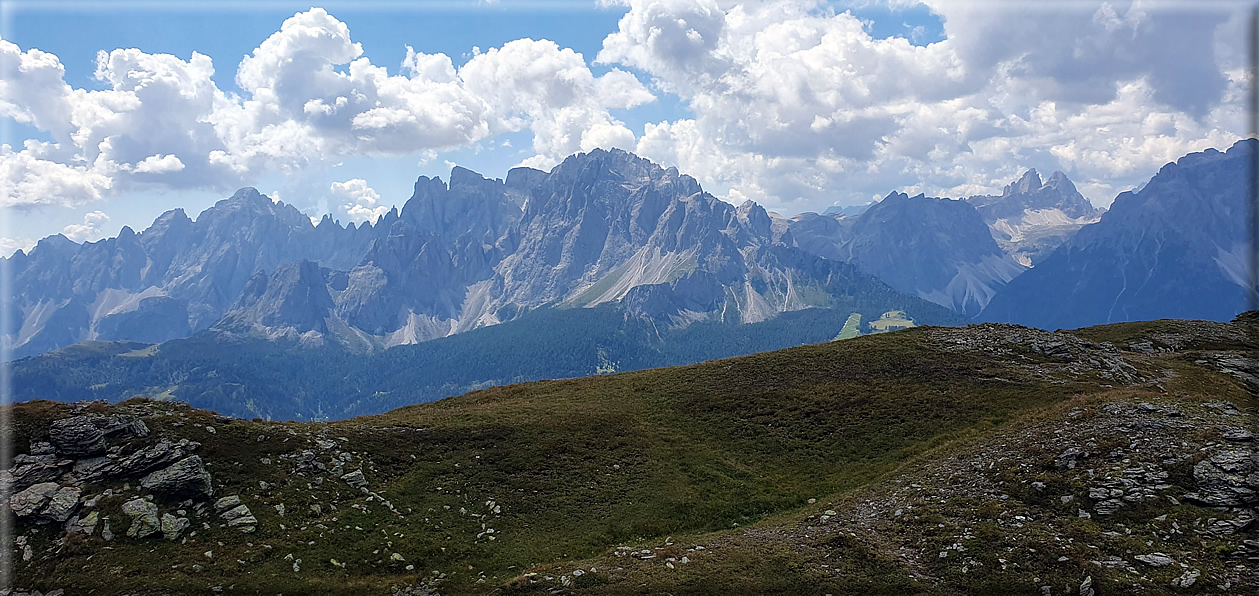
982, 140, 1256, 328
788, 191, 1025, 316
6, 141, 1255, 366
5, 149, 960, 360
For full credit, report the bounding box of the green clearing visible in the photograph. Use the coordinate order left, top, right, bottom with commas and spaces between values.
867, 309, 916, 333
834, 312, 862, 340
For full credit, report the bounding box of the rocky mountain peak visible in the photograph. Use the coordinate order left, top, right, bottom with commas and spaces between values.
448, 165, 499, 192
981, 139, 1254, 328
1045, 170, 1071, 188
505, 166, 546, 190
735, 200, 773, 240
1006, 169, 1043, 196
145, 208, 192, 233
226, 187, 269, 206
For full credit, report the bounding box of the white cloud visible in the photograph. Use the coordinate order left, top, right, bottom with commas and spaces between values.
0, 7, 654, 209
330, 178, 388, 225
0, 141, 113, 208
599, 0, 1246, 211
132, 154, 186, 174
61, 210, 110, 243
0, 2, 1248, 218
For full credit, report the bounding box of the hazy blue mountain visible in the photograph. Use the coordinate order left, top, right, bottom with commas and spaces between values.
966, 169, 1103, 266
7, 149, 959, 359
788, 193, 1024, 316
981, 139, 1254, 328
3, 189, 387, 359
822, 204, 871, 217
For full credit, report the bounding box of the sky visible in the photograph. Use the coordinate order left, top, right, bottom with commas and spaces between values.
0, 0, 1251, 256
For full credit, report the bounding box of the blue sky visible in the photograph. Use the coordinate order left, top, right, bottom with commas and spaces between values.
0, 0, 1247, 255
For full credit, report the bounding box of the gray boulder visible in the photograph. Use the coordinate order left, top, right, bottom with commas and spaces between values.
1184, 449, 1258, 506
213, 495, 242, 512
65, 511, 99, 535
29, 441, 55, 455
1134, 553, 1175, 567
5, 454, 73, 491
140, 455, 213, 498
122, 498, 160, 538
41, 486, 82, 522
48, 415, 150, 457
73, 438, 201, 484
10, 482, 58, 517
160, 513, 190, 540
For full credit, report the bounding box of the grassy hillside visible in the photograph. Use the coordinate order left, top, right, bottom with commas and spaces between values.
8, 317, 1258, 594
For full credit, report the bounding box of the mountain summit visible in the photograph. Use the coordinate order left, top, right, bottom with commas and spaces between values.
967, 169, 1103, 266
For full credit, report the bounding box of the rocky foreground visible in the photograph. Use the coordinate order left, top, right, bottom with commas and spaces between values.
3, 316, 1258, 594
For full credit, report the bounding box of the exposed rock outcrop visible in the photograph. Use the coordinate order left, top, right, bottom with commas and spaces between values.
140, 455, 213, 498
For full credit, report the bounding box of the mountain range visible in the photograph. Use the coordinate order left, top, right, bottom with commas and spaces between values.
6, 149, 967, 361
982, 140, 1256, 328
6, 140, 1257, 416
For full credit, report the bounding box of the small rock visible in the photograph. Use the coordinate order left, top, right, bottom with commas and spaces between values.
1094, 500, 1123, 516
29, 441, 55, 455
66, 510, 99, 535
41, 486, 83, 522
341, 469, 368, 489
1170, 568, 1200, 588
1080, 575, 1094, 596
220, 504, 258, 532
1134, 553, 1175, 567
161, 513, 190, 540
48, 414, 147, 457
214, 495, 242, 512
1222, 428, 1255, 442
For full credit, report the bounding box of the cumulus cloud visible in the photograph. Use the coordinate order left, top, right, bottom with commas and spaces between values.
132, 154, 186, 174
0, 2, 1248, 217
0, 142, 113, 208
0, 7, 654, 208
600, 0, 1246, 211
61, 211, 110, 243
330, 178, 389, 224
